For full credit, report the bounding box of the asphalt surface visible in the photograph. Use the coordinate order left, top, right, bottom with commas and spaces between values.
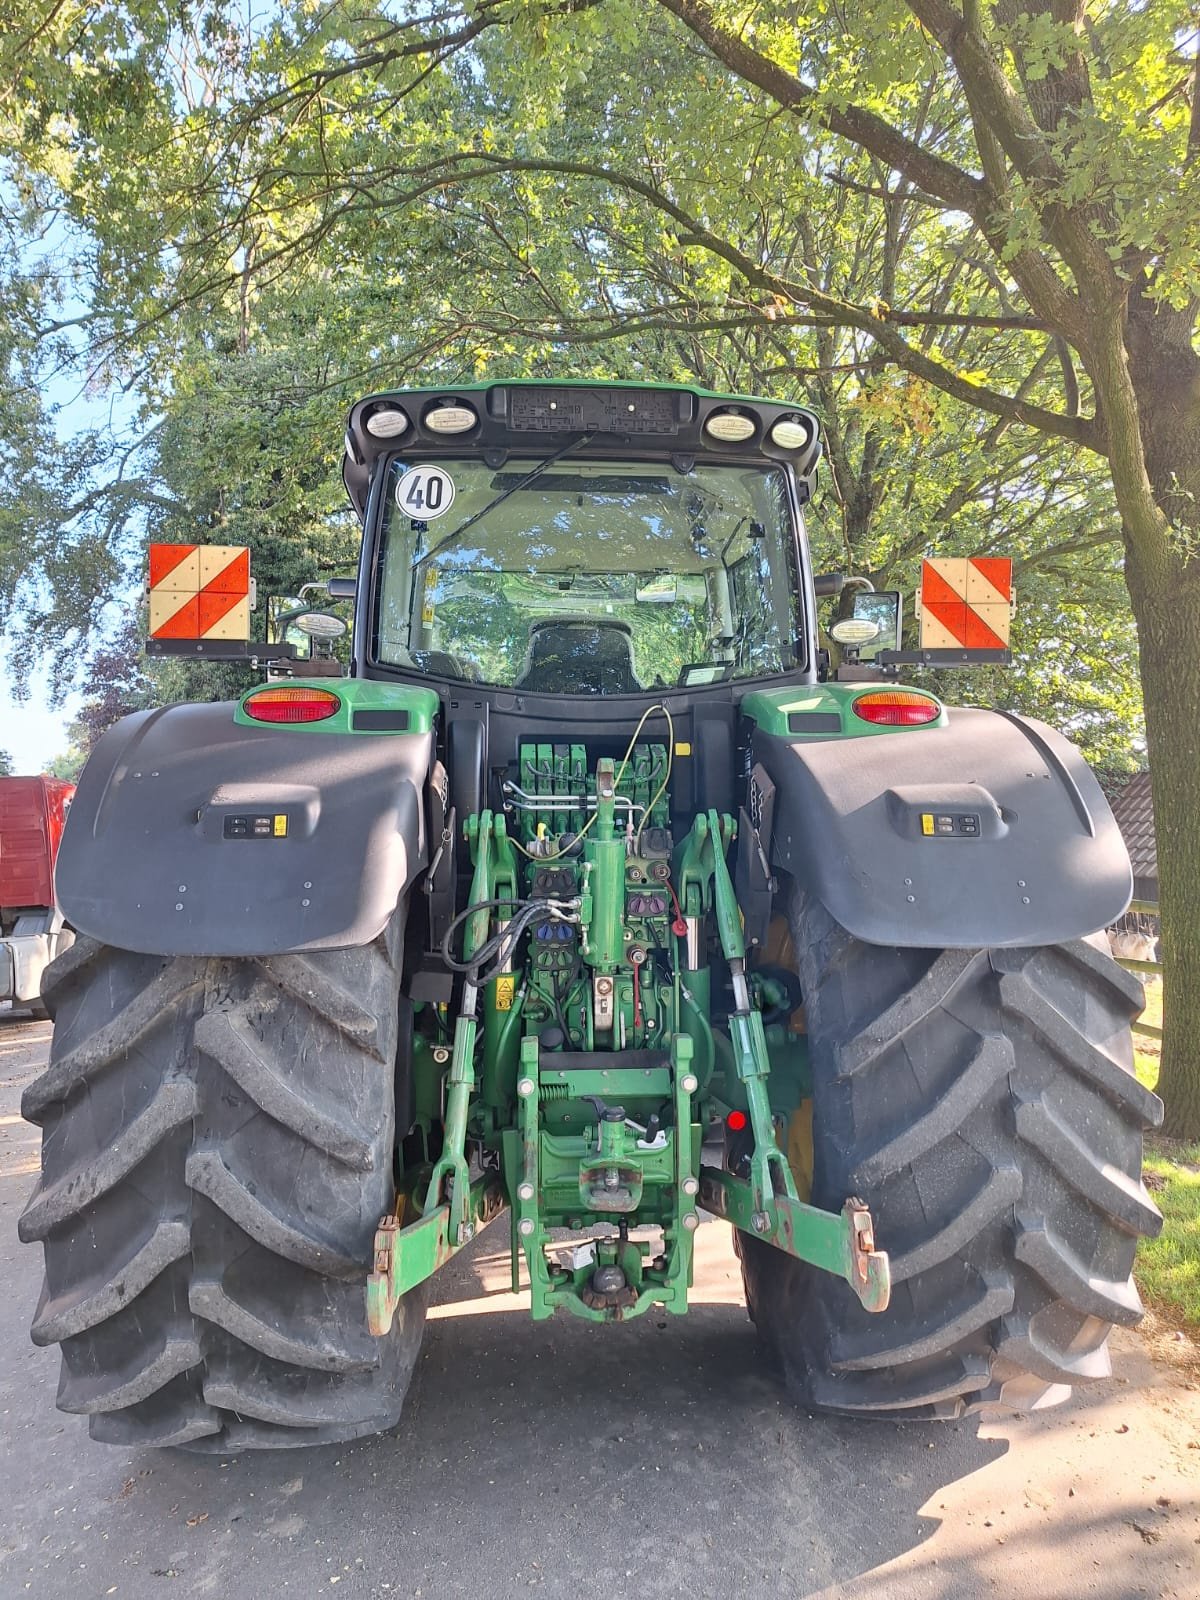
1, 1008, 1198, 1600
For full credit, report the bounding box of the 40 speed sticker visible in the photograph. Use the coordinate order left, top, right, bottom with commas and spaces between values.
395, 463, 456, 519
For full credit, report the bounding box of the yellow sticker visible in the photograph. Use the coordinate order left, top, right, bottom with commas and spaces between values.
495, 974, 515, 1011
421, 602, 436, 625
274, 814, 288, 837
920, 813, 934, 836
674, 741, 693, 757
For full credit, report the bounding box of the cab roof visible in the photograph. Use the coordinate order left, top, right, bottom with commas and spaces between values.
342, 378, 821, 521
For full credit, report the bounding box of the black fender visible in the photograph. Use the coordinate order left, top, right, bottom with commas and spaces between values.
753, 708, 1131, 948
55, 703, 433, 957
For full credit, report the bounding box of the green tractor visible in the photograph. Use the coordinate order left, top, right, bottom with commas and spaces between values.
21, 381, 1162, 1450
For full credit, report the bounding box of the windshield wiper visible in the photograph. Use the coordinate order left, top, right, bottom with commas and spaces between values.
413, 431, 595, 571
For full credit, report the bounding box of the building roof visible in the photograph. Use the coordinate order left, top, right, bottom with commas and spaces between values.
1104, 771, 1157, 887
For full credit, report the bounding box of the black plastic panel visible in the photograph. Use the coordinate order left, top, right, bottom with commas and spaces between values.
756, 708, 1132, 948
351, 708, 411, 732
55, 704, 432, 956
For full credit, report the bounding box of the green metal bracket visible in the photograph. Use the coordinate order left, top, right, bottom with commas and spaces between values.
698, 1168, 891, 1314
369, 807, 517, 1337
367, 1174, 507, 1336
679, 808, 797, 1223
512, 1033, 700, 1323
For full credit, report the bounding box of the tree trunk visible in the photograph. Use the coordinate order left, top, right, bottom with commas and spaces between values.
1124, 556, 1200, 1139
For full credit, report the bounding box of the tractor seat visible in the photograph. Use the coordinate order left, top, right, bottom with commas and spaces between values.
515, 619, 642, 695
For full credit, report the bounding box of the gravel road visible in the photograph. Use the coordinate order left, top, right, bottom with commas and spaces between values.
2, 1009, 1197, 1599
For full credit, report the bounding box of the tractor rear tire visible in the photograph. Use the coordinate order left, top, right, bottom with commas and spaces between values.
19, 913, 427, 1451
737, 888, 1163, 1419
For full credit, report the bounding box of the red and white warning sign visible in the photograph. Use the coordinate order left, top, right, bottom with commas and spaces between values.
919, 557, 1013, 650
148, 544, 251, 641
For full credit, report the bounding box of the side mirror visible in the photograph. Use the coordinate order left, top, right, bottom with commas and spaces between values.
327, 576, 357, 600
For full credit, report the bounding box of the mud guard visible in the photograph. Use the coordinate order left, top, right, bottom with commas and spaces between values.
54, 703, 433, 956
753, 707, 1131, 948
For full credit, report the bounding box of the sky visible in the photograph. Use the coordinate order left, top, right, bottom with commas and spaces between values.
0, 667, 80, 774
2, 206, 139, 776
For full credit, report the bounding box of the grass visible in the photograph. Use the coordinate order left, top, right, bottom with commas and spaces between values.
1126, 977, 1200, 1331
1133, 972, 1163, 1091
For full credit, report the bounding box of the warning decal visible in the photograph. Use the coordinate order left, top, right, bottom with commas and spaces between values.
149, 544, 251, 641
919, 557, 1012, 650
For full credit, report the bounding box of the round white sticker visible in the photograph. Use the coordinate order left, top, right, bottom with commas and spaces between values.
395, 464, 456, 520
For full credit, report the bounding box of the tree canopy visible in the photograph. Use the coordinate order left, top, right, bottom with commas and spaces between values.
4, 0, 1197, 1126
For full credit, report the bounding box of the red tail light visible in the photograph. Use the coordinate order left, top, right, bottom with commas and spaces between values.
243, 687, 341, 724
852, 691, 940, 727
726, 1109, 748, 1132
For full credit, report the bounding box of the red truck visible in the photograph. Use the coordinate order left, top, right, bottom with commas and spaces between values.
0, 776, 75, 1018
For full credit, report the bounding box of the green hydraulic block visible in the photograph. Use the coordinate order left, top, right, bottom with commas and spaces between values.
698, 1167, 892, 1314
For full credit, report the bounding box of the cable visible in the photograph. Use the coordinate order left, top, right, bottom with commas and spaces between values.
634, 705, 673, 855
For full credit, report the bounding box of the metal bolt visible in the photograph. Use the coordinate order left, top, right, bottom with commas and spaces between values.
432, 1046, 450, 1064
518, 1217, 535, 1237
681, 1073, 698, 1095
517, 1077, 536, 1098
682, 1176, 699, 1197
518, 1181, 534, 1201
752, 1210, 771, 1233
904, 878, 912, 887
175, 903, 183, 911
301, 898, 310, 907
1017, 880, 1026, 888
1022, 896, 1031, 905
304, 880, 312, 889
178, 885, 187, 893
682, 1212, 699, 1232
906, 895, 915, 903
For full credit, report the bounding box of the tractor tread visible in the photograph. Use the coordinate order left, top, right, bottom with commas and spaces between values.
57, 1331, 203, 1415
1012, 1211, 1144, 1325
808, 1353, 992, 1414
185, 1147, 361, 1278
850, 1035, 1011, 1186
23, 918, 426, 1451
997, 971, 1163, 1127
834, 949, 985, 1078
996, 1313, 1113, 1385
194, 1008, 377, 1169
19, 1077, 197, 1241
31, 1218, 191, 1345
887, 1165, 1023, 1285
1014, 1093, 1162, 1237
831, 1273, 1015, 1371
255, 954, 385, 1047
188, 1276, 380, 1373
21, 964, 205, 1124
737, 887, 1162, 1420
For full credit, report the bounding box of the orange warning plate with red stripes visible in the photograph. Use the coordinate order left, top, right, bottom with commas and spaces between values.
148, 545, 251, 640
919, 557, 1012, 650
